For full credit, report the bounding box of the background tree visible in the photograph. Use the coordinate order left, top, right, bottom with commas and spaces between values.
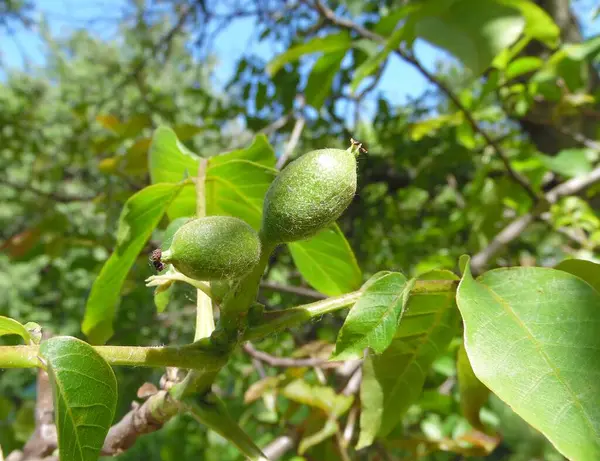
1, 0, 600, 460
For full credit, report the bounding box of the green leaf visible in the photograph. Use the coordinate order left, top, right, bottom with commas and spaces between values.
357, 270, 460, 448
504, 56, 544, 80
555, 259, 600, 294
331, 272, 411, 361
205, 159, 277, 230
186, 395, 267, 461
373, 4, 420, 37
0, 316, 31, 344
83, 183, 185, 344
209, 135, 276, 168
456, 258, 600, 460
537, 149, 592, 178
148, 126, 200, 220
288, 225, 362, 297
40, 336, 117, 461
305, 49, 346, 110
499, 0, 560, 47
413, 0, 525, 76
267, 32, 351, 76
154, 285, 173, 313
282, 379, 353, 417
350, 25, 404, 94
457, 341, 489, 430
409, 113, 463, 141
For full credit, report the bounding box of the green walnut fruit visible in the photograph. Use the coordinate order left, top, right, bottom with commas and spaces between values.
262, 148, 357, 243
160, 216, 261, 281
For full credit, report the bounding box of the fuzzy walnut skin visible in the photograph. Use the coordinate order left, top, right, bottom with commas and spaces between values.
262, 148, 357, 243
161, 216, 261, 281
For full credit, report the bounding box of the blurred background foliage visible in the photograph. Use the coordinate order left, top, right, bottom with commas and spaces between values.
1, 0, 599, 459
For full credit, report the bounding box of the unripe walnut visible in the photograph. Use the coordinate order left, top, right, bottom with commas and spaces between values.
261, 148, 357, 243
160, 216, 261, 281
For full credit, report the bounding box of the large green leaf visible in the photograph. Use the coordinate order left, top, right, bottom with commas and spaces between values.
457, 341, 489, 430
0, 316, 31, 344
412, 0, 525, 76
331, 272, 410, 361
209, 134, 276, 168
267, 32, 351, 76
358, 270, 460, 448
456, 259, 600, 460
205, 159, 277, 230
288, 225, 362, 297
499, 0, 560, 47
40, 336, 117, 461
555, 258, 600, 294
82, 183, 185, 344
148, 126, 200, 220
537, 149, 592, 178
304, 49, 346, 110
350, 24, 405, 93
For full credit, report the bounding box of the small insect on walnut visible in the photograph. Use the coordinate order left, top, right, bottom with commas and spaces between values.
150, 248, 165, 273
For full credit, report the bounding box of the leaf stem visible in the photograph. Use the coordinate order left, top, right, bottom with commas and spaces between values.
245, 279, 458, 341
0, 344, 227, 371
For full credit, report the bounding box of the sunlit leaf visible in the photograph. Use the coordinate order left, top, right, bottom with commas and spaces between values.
537, 149, 592, 178
358, 270, 460, 448
413, 0, 525, 75
456, 258, 600, 460
40, 336, 117, 461
331, 272, 411, 361
209, 135, 276, 168
83, 183, 186, 344
289, 225, 362, 297
206, 160, 277, 230
267, 32, 351, 76
305, 49, 346, 110
350, 24, 405, 93
149, 126, 200, 220
498, 0, 559, 47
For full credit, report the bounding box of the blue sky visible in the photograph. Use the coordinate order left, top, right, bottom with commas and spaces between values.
0, 0, 445, 106
2, 1, 598, 109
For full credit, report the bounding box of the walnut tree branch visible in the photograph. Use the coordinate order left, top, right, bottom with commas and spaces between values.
471, 164, 600, 272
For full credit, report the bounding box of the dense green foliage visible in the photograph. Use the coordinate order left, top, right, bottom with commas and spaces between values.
1, 1, 600, 461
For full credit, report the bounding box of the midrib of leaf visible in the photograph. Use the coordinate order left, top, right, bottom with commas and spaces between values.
52, 363, 106, 459
346, 285, 407, 353
384, 293, 453, 408
477, 279, 599, 441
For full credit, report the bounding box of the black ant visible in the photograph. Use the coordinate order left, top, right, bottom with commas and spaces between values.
150, 248, 165, 273
350, 137, 368, 154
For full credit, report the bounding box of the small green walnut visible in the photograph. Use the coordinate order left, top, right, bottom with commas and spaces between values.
261, 147, 358, 243
159, 216, 261, 281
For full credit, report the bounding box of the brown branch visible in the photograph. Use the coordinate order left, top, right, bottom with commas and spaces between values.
101, 390, 179, 455
471, 164, 600, 272
309, 0, 539, 203
260, 281, 326, 299
276, 115, 306, 169
243, 342, 342, 369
